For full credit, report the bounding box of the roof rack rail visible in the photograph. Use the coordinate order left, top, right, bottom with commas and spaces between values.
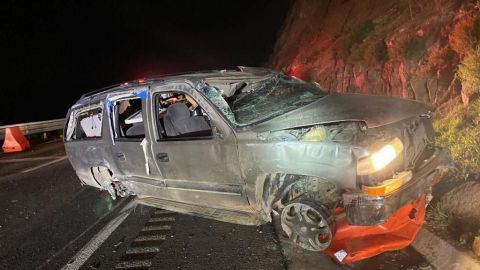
145, 69, 236, 80
79, 83, 122, 99
78, 68, 246, 100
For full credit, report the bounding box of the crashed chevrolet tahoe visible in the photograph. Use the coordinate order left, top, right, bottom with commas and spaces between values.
64, 67, 452, 263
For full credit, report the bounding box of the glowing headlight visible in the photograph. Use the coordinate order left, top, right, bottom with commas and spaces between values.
357, 138, 404, 176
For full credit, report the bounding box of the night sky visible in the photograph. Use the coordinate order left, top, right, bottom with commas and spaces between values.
2, 1, 290, 125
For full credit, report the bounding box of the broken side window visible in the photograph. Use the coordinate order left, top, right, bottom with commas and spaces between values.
69, 107, 103, 140
201, 85, 237, 124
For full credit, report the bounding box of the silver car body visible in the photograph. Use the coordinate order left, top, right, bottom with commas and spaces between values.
64, 68, 451, 228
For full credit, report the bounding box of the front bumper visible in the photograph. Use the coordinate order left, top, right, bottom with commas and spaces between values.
343, 147, 453, 226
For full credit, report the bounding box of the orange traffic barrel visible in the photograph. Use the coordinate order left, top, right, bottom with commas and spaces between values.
2, 126, 30, 153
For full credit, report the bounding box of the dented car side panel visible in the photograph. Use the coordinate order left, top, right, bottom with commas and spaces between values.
64, 100, 120, 189
238, 135, 357, 210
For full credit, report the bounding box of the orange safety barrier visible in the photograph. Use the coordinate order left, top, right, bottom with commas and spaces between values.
2, 126, 30, 153
324, 195, 426, 263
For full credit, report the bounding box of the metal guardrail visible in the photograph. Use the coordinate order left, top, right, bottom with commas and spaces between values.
0, 119, 65, 140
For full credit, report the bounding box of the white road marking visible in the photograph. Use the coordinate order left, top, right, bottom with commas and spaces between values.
60, 200, 137, 270
154, 209, 172, 215
21, 156, 67, 173
0, 156, 64, 163
125, 246, 160, 255
116, 259, 152, 269
148, 216, 176, 222
35, 198, 127, 270
134, 234, 167, 242
141, 224, 171, 231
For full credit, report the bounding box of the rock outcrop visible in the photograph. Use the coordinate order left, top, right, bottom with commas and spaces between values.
268, 0, 479, 105
440, 180, 480, 227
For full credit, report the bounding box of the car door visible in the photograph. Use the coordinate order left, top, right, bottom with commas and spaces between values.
64, 102, 113, 189
145, 82, 250, 211
109, 90, 150, 180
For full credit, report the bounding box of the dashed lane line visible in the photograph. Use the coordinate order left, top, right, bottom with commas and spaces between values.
0, 156, 68, 183
115, 260, 153, 270
114, 209, 175, 270
0, 156, 65, 163
125, 246, 161, 255
148, 216, 176, 222
21, 156, 68, 173
141, 225, 172, 232
154, 209, 171, 215
134, 234, 167, 242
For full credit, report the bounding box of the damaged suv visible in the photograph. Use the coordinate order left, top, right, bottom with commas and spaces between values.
64, 67, 452, 263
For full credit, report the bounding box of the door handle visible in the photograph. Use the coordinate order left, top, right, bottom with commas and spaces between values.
157, 153, 169, 162
116, 153, 126, 161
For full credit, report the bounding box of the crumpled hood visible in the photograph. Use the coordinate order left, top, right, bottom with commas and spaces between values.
251, 93, 433, 132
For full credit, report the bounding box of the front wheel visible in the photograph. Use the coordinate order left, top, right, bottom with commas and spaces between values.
280, 199, 334, 251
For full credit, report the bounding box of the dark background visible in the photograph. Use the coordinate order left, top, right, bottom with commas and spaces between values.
1, 0, 290, 125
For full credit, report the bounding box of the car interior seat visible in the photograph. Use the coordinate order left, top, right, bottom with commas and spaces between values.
164, 103, 211, 137
125, 122, 145, 137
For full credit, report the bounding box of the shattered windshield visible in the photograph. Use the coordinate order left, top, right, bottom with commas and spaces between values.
201, 75, 327, 126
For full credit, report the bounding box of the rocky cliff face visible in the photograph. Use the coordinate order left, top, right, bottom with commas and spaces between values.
269, 0, 480, 105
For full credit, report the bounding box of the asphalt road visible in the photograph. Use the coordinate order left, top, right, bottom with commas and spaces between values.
0, 141, 430, 270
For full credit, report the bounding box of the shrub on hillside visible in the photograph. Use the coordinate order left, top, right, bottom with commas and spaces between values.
337, 20, 375, 59
388, 34, 410, 61
458, 46, 480, 94
434, 98, 480, 175
417, 44, 455, 78
363, 39, 388, 65
349, 35, 388, 66
388, 32, 427, 61
403, 35, 427, 60
449, 13, 480, 55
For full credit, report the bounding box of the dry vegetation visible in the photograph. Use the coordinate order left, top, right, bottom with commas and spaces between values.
449, 11, 480, 56
417, 44, 455, 78
458, 46, 480, 94
434, 6, 480, 176
434, 98, 480, 175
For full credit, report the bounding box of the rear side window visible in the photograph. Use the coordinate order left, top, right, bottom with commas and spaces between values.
66, 107, 103, 141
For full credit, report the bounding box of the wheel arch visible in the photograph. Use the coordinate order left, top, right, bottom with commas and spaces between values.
255, 173, 342, 223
